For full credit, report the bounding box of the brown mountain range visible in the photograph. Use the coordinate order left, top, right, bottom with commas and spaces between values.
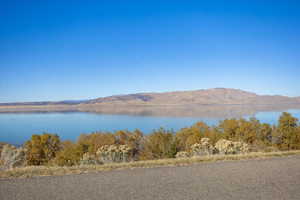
0, 88, 299, 117
86, 88, 300, 105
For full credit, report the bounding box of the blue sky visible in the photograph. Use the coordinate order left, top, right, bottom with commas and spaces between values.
0, 0, 300, 102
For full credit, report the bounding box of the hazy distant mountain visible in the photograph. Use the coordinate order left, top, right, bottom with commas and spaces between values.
85, 88, 300, 106
0, 100, 87, 106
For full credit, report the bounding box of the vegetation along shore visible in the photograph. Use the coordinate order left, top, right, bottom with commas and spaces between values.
1, 112, 300, 178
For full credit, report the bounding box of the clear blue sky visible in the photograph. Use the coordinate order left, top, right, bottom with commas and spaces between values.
1, 0, 300, 103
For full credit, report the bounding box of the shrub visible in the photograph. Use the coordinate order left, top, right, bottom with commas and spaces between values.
115, 129, 143, 159
96, 144, 133, 163
54, 141, 85, 166
190, 138, 218, 156
25, 133, 61, 165
0, 144, 26, 168
218, 119, 240, 140
215, 139, 249, 154
140, 128, 177, 160
4, 112, 300, 168
77, 132, 116, 154
275, 112, 300, 150
217, 117, 272, 146
176, 122, 219, 151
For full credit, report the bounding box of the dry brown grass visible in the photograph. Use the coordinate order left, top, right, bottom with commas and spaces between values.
1, 150, 300, 179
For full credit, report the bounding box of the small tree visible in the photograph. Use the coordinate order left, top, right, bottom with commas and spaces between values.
25, 133, 61, 165
175, 121, 218, 151
140, 128, 177, 160
115, 129, 143, 159
259, 123, 273, 146
77, 132, 116, 154
276, 112, 299, 150
218, 119, 240, 140
54, 141, 85, 166
236, 118, 260, 144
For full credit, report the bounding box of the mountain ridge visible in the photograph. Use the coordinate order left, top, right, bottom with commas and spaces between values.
0, 88, 299, 106
85, 88, 300, 106
1, 88, 300, 117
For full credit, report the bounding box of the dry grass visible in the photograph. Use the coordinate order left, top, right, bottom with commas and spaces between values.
1, 150, 300, 179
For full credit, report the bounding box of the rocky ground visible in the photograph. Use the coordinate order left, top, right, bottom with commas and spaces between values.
1, 155, 300, 200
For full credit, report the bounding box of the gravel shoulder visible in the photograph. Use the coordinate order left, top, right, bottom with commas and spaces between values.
1, 155, 300, 200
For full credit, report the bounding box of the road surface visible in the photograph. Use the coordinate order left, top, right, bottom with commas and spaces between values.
1, 156, 300, 200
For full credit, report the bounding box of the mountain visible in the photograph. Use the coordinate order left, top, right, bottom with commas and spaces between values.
0, 100, 88, 106
85, 88, 300, 106
1, 88, 300, 106
0, 88, 300, 117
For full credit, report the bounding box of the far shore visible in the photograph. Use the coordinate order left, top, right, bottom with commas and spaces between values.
1, 103, 300, 118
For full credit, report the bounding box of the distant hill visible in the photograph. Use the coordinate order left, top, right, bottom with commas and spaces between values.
0, 88, 300, 117
85, 88, 300, 106
0, 100, 88, 106
1, 88, 300, 106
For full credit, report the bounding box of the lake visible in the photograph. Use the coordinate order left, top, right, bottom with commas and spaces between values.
1, 109, 300, 145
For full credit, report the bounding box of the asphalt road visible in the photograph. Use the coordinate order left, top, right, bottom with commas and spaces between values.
1, 156, 300, 200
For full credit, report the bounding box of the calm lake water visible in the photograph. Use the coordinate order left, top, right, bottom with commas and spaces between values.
1, 110, 300, 145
